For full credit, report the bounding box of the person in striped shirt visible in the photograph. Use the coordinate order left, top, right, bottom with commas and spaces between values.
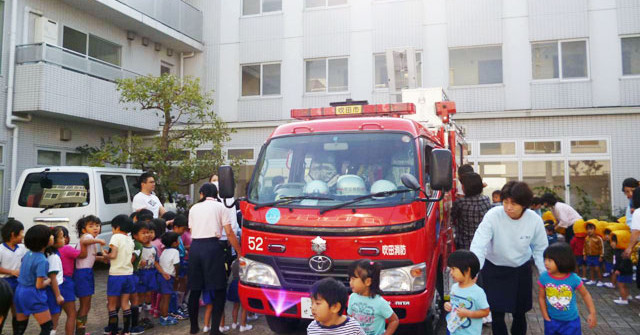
307, 278, 365, 335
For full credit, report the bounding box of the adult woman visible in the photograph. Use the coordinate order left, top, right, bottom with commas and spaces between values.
540, 193, 582, 243
470, 181, 548, 335
187, 183, 241, 335
451, 172, 492, 250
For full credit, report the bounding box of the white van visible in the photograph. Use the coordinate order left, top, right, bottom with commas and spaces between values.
9, 166, 143, 244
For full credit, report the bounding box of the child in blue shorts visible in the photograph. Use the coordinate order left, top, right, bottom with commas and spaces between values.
612, 234, 634, 305
171, 215, 189, 319
582, 223, 604, 287
0, 219, 26, 334
539, 243, 597, 334
13, 225, 54, 335
158, 232, 180, 326
136, 222, 160, 329
105, 215, 136, 335
129, 221, 151, 334
601, 229, 616, 288
45, 227, 66, 334
73, 215, 106, 335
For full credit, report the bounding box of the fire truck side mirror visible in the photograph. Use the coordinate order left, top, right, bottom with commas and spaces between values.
218, 165, 235, 199
429, 149, 453, 192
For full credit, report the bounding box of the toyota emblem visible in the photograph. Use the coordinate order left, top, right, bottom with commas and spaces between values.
309, 255, 333, 273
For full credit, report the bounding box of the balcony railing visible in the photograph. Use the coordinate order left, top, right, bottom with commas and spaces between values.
118, 0, 203, 42
16, 43, 140, 83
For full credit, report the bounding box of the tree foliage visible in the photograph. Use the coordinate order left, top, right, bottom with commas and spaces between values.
79, 74, 240, 199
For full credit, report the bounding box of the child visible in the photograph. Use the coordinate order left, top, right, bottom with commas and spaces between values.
137, 221, 161, 329
583, 223, 604, 286
538, 242, 597, 333
307, 278, 365, 335
13, 224, 53, 335
158, 232, 180, 326
171, 214, 189, 319
531, 197, 543, 216
105, 214, 136, 335
491, 190, 501, 207
612, 234, 634, 305
57, 227, 84, 335
207, 258, 252, 333
73, 215, 106, 335
601, 229, 615, 288
443, 250, 490, 335
569, 233, 586, 280
0, 219, 26, 334
0, 279, 13, 330
544, 221, 558, 245
45, 226, 66, 334
347, 259, 399, 335
149, 218, 167, 318
129, 222, 151, 334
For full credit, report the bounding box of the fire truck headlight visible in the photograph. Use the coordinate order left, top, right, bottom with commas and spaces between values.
379, 263, 426, 293
239, 257, 281, 288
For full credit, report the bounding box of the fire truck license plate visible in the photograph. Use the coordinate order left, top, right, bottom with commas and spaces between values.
301, 297, 313, 319
336, 105, 362, 115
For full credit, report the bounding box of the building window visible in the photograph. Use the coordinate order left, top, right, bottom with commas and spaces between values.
243, 0, 281, 15
524, 141, 561, 154
532, 40, 588, 80
228, 149, 254, 160
65, 153, 88, 166
449, 46, 502, 86
306, 0, 347, 8
242, 63, 281, 96
479, 142, 515, 156
478, 161, 518, 196
570, 140, 607, 154
374, 52, 422, 90
522, 160, 564, 193
62, 26, 121, 66
37, 150, 62, 166
622, 36, 640, 76
63, 26, 87, 55
305, 58, 348, 93
569, 160, 611, 217
161, 62, 173, 75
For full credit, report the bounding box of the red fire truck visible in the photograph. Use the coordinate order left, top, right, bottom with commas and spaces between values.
218, 98, 463, 334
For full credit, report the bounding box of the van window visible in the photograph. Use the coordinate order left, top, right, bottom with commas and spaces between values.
18, 172, 90, 208
126, 176, 140, 200
101, 175, 128, 204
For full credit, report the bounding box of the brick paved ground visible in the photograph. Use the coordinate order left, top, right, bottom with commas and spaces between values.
8, 267, 640, 334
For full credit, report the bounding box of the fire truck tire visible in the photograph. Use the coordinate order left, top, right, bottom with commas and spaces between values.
266, 316, 301, 334
421, 260, 446, 335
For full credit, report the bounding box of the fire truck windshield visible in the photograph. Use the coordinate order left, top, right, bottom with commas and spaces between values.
248, 132, 418, 208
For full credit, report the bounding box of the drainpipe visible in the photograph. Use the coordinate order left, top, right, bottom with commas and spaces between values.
6, 0, 32, 201
180, 52, 195, 202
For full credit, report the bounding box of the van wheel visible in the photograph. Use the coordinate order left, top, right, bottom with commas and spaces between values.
266, 316, 300, 334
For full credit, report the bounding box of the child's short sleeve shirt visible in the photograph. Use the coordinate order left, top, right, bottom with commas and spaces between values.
347, 293, 394, 335
538, 272, 582, 321
159, 248, 180, 276
307, 317, 366, 335
17, 251, 48, 286
140, 246, 157, 270
0, 243, 26, 278
58, 245, 80, 277
447, 283, 490, 335
132, 240, 143, 271
47, 252, 64, 285
75, 234, 98, 269
109, 234, 134, 275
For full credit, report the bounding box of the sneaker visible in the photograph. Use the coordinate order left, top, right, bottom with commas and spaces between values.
596, 281, 604, 287
202, 326, 211, 333
247, 313, 259, 321
604, 282, 615, 288
635, 294, 640, 300
603, 272, 610, 278
613, 298, 629, 305
585, 280, 596, 285
129, 326, 145, 335
219, 326, 230, 333
581, 277, 588, 281
144, 304, 152, 311
104, 327, 122, 335
231, 323, 238, 330
178, 307, 190, 318
159, 317, 178, 326
170, 311, 187, 320
239, 325, 253, 332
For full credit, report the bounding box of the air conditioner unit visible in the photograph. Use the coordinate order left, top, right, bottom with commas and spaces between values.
34, 17, 58, 45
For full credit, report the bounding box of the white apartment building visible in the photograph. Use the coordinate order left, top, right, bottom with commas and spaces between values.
194, 0, 640, 217
0, 0, 203, 212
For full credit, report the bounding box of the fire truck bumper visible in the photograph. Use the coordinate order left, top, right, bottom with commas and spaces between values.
239, 283, 432, 323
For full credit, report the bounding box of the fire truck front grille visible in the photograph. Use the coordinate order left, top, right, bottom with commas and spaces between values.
275, 258, 350, 289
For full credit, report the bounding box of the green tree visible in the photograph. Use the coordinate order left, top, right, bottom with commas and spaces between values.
79, 74, 241, 199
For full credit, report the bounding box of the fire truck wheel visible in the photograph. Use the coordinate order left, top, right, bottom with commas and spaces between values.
421, 261, 446, 335
266, 315, 301, 334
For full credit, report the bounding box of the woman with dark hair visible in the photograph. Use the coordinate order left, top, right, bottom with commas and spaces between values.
186, 183, 241, 335
470, 181, 548, 335
451, 173, 492, 250
540, 193, 582, 243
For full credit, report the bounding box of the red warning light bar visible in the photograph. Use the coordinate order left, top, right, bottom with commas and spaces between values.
291, 103, 416, 120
